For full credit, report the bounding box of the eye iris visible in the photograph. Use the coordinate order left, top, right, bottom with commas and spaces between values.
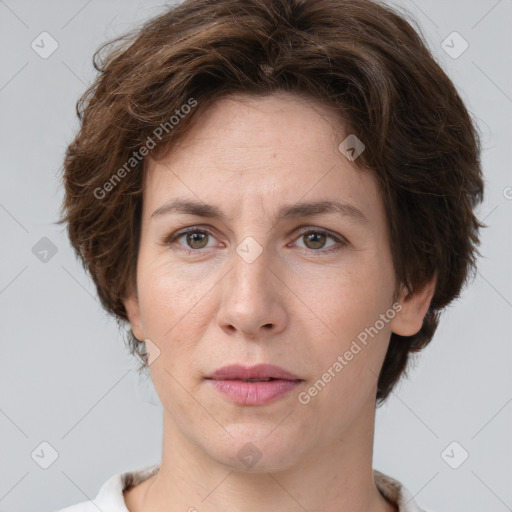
186, 232, 208, 249
304, 232, 326, 249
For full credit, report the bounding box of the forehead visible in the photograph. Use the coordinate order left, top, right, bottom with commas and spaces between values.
170, 91, 345, 155
143, 91, 383, 224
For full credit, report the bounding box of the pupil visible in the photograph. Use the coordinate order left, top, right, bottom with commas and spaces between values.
306, 233, 325, 249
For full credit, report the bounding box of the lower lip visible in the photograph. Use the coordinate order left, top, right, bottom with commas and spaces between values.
207, 379, 302, 405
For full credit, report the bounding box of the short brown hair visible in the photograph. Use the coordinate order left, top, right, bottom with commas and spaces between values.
61, 0, 485, 404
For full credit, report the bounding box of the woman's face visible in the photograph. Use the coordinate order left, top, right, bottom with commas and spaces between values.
125, 91, 421, 471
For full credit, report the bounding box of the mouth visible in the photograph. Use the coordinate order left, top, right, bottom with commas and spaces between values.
228, 378, 278, 382
205, 364, 304, 406
206, 363, 302, 381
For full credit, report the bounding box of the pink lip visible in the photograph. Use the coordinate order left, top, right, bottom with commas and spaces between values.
208, 379, 302, 405
206, 364, 303, 406
208, 363, 301, 381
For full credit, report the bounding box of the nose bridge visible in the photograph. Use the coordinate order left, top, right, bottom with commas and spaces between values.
230, 234, 272, 301
217, 234, 286, 336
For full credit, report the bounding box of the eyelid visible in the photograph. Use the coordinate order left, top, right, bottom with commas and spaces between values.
293, 226, 347, 242
165, 226, 218, 246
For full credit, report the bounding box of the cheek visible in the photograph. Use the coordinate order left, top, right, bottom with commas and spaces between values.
295, 287, 392, 430
136, 256, 217, 383
301, 254, 394, 387
137, 252, 210, 334
308, 257, 393, 337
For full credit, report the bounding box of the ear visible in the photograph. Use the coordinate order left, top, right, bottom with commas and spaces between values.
389, 275, 437, 337
123, 292, 145, 341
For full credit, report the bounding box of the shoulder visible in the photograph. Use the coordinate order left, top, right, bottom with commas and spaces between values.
52, 464, 160, 512
54, 501, 99, 512
373, 469, 434, 512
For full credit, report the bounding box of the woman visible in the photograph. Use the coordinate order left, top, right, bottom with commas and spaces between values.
57, 0, 484, 510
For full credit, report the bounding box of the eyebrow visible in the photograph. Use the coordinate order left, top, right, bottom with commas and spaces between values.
151, 198, 368, 225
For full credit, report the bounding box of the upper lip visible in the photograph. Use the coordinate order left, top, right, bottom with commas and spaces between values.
207, 364, 302, 381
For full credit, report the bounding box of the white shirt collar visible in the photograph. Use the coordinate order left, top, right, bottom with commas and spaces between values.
58, 464, 427, 511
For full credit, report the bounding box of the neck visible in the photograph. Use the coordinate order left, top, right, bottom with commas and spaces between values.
127, 399, 396, 512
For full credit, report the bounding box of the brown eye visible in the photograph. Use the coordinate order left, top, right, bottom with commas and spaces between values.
293, 229, 347, 254
167, 228, 216, 253
303, 232, 328, 250
184, 231, 209, 249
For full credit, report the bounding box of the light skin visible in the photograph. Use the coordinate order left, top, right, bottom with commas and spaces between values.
122, 91, 436, 512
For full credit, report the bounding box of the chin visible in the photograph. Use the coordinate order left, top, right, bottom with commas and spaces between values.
206, 424, 306, 473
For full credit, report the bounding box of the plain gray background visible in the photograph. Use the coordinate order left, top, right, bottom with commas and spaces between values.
1, 0, 511, 511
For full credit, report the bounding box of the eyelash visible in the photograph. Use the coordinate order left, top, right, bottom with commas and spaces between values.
166, 226, 348, 256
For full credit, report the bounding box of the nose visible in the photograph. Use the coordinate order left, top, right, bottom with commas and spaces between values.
216, 242, 288, 340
